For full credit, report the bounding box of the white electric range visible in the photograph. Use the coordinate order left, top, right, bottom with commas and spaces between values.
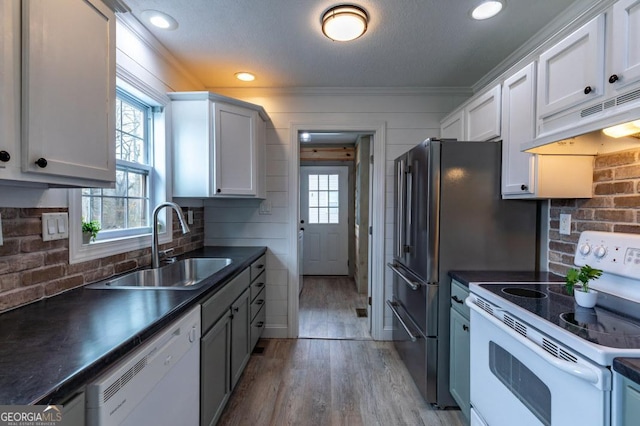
467, 231, 640, 426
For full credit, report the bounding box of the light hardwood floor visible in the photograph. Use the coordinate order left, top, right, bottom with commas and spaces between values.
218, 339, 465, 426
299, 276, 371, 340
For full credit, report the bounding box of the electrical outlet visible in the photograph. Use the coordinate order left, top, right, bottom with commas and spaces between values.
187, 210, 194, 225
559, 213, 571, 235
259, 200, 272, 215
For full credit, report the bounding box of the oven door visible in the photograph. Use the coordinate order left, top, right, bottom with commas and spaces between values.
468, 299, 611, 426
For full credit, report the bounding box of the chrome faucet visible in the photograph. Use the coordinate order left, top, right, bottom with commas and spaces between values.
151, 202, 190, 269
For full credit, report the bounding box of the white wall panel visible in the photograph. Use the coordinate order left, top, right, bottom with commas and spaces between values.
203, 88, 462, 338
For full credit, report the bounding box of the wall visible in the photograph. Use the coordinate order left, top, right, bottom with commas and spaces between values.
203, 87, 469, 337
548, 148, 640, 275
354, 137, 370, 294
0, 207, 204, 312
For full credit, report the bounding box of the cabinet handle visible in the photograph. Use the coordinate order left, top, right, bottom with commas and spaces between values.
233, 307, 240, 312
608, 74, 619, 84
257, 321, 264, 328
451, 295, 464, 304
256, 282, 265, 288
584, 86, 592, 95
0, 151, 10, 162
521, 184, 528, 191
256, 299, 264, 305
256, 264, 265, 269
35, 158, 48, 168
463, 324, 469, 332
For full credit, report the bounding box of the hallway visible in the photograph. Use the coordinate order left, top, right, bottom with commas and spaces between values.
298, 276, 370, 340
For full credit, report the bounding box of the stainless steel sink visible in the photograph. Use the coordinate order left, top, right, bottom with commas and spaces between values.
86, 258, 233, 290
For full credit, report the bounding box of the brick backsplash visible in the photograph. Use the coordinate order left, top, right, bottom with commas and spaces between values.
549, 148, 640, 276
0, 207, 204, 312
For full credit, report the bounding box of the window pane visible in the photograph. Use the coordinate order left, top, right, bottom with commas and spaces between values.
318, 191, 328, 207
329, 208, 339, 223
115, 98, 122, 130
102, 197, 125, 230
127, 171, 146, 198
329, 174, 339, 190
309, 207, 318, 224
318, 175, 328, 191
309, 174, 318, 191
120, 134, 145, 164
329, 191, 338, 207
309, 191, 319, 207
318, 207, 329, 223
128, 199, 147, 228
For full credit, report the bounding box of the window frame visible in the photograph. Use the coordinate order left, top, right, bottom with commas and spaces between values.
68, 69, 173, 264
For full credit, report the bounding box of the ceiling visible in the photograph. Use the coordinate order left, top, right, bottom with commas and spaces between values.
122, 0, 581, 89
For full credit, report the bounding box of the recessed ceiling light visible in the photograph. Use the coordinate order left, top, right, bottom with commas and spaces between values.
300, 132, 311, 142
322, 4, 369, 42
235, 72, 256, 82
140, 10, 178, 30
471, 1, 504, 20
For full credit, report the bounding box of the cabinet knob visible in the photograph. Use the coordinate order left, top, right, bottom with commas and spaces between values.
35, 158, 48, 168
584, 86, 592, 95
257, 321, 264, 328
0, 151, 10, 163
233, 306, 240, 312
216, 188, 221, 193
463, 324, 469, 332
257, 299, 264, 305
521, 184, 528, 191
608, 74, 619, 84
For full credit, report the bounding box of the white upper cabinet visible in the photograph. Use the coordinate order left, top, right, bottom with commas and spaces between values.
501, 63, 536, 197
170, 92, 268, 199
608, 0, 640, 95
465, 84, 501, 141
537, 15, 605, 121
1, 0, 116, 187
440, 110, 464, 140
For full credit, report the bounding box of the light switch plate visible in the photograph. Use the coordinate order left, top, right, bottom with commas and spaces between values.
42, 213, 69, 241
259, 200, 272, 215
559, 214, 571, 235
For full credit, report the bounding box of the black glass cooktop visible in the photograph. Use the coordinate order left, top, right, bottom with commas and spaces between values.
478, 283, 640, 349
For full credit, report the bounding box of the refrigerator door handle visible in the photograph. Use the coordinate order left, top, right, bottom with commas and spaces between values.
386, 300, 420, 342
395, 160, 405, 259
387, 263, 421, 290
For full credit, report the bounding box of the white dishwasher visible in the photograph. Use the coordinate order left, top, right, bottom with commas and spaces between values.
86, 305, 201, 426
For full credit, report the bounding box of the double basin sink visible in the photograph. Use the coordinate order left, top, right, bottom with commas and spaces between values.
87, 258, 233, 290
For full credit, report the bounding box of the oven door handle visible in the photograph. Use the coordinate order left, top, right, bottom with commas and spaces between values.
466, 297, 602, 386
387, 263, 421, 290
386, 300, 420, 342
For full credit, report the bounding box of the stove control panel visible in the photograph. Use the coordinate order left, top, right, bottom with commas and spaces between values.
575, 231, 640, 279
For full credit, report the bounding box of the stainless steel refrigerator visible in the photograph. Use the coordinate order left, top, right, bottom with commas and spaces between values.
387, 138, 538, 408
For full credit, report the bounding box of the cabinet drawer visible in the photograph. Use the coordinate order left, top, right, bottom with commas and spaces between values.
250, 304, 265, 350
250, 270, 266, 301
250, 287, 265, 321
202, 268, 250, 334
451, 279, 470, 318
250, 255, 266, 281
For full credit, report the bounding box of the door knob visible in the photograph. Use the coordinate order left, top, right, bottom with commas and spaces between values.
584, 86, 592, 94
0, 151, 10, 162
300, 220, 305, 224
608, 74, 619, 84
35, 158, 48, 168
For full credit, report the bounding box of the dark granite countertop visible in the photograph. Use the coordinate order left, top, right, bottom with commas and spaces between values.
0, 246, 266, 405
613, 358, 640, 385
449, 270, 565, 287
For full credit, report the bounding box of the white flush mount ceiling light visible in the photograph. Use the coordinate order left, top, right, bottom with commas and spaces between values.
235, 72, 256, 82
322, 4, 369, 42
471, 1, 504, 20
140, 10, 178, 30
603, 120, 640, 138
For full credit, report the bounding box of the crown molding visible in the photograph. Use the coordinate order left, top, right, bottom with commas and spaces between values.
116, 13, 204, 90
102, 0, 130, 13
205, 86, 474, 96
472, 0, 616, 92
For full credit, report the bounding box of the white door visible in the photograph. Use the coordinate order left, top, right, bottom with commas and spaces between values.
300, 166, 349, 275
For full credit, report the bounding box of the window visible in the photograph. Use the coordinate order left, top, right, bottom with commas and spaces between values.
82, 90, 152, 240
308, 173, 340, 224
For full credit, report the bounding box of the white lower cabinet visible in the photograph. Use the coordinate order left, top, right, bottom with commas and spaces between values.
201, 310, 231, 426
449, 280, 470, 422
170, 92, 268, 198
613, 371, 640, 426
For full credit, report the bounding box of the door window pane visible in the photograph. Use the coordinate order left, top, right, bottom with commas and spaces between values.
308, 173, 340, 224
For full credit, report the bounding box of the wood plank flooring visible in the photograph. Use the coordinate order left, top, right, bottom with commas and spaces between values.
218, 339, 465, 426
299, 276, 371, 340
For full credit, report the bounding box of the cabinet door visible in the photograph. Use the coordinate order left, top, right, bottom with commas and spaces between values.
449, 308, 470, 420
0, 1, 21, 181
537, 14, 605, 119
608, 0, 640, 94
201, 312, 231, 426
440, 110, 464, 140
465, 84, 501, 141
22, 0, 115, 183
501, 63, 536, 197
214, 103, 258, 196
230, 287, 251, 389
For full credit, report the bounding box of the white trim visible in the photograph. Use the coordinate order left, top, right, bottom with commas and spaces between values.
68, 72, 173, 265
207, 86, 474, 96
288, 121, 387, 340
